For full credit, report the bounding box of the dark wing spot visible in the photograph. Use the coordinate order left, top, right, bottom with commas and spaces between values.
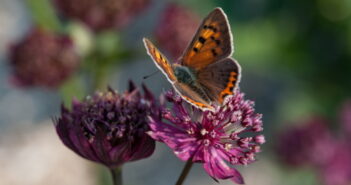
209, 36, 221, 46
210, 71, 214, 78
208, 25, 217, 32
204, 25, 217, 33
198, 36, 206, 44
211, 49, 218, 56
193, 48, 199, 52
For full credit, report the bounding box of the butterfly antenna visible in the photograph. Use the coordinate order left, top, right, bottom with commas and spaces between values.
143, 70, 160, 80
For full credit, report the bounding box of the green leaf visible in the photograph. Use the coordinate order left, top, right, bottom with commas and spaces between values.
95, 31, 121, 57
26, 0, 62, 31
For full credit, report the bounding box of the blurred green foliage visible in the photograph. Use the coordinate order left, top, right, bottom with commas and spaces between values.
228, 0, 350, 117
26, 0, 62, 31
179, 0, 351, 125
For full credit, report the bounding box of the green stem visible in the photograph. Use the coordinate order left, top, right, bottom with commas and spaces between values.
175, 159, 194, 185
93, 64, 109, 91
110, 167, 122, 185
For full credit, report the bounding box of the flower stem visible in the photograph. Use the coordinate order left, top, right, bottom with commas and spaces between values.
110, 167, 122, 185
175, 159, 194, 185
93, 64, 109, 91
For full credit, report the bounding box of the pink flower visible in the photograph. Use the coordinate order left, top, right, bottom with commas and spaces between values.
148, 90, 264, 184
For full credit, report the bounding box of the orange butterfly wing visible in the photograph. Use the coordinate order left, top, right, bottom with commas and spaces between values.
180, 8, 233, 70
144, 38, 215, 111
143, 38, 176, 82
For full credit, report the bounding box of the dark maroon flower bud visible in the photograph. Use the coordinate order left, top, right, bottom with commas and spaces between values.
54, 82, 158, 168
54, 0, 150, 31
154, 4, 200, 59
8, 27, 79, 88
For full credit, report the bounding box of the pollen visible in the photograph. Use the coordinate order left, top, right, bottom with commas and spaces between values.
201, 128, 209, 135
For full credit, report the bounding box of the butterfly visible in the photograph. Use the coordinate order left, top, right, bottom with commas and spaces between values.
143, 7, 241, 111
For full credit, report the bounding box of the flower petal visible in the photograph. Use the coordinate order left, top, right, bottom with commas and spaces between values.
148, 117, 199, 160
203, 147, 244, 184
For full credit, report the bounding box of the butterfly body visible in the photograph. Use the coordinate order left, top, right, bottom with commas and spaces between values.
173, 65, 196, 84
144, 8, 241, 111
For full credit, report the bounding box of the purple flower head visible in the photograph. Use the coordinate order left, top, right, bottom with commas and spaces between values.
54, 81, 158, 168
320, 141, 351, 185
154, 4, 200, 59
8, 27, 80, 88
276, 117, 334, 167
148, 90, 265, 184
54, 0, 150, 31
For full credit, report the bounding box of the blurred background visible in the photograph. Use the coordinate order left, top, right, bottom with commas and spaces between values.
0, 0, 351, 184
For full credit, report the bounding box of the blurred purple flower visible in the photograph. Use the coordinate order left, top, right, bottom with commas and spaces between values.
320, 141, 351, 185
54, 0, 150, 31
148, 90, 264, 184
276, 117, 334, 167
54, 82, 158, 168
154, 4, 200, 59
8, 28, 79, 88
277, 102, 351, 185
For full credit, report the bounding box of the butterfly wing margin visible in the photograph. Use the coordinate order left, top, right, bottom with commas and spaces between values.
144, 38, 214, 111
197, 58, 241, 104
143, 38, 177, 82
180, 8, 233, 70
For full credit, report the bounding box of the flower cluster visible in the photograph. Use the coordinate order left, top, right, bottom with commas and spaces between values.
54, 0, 150, 31
54, 82, 159, 168
154, 4, 200, 59
148, 90, 265, 184
276, 101, 351, 185
276, 117, 333, 166
8, 28, 79, 88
